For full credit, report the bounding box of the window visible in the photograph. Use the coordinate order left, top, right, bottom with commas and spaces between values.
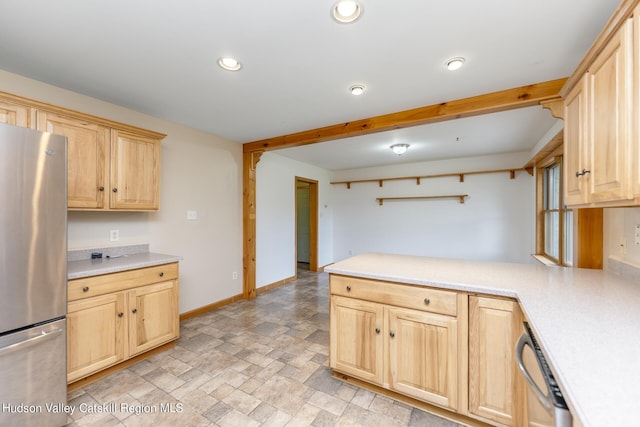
538, 157, 573, 266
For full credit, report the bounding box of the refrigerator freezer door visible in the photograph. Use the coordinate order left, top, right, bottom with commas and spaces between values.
0, 318, 67, 427
0, 123, 67, 334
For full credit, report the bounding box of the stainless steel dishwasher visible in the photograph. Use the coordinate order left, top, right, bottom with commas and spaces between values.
516, 322, 572, 427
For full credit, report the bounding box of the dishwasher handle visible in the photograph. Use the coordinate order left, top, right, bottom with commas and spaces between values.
516, 332, 552, 413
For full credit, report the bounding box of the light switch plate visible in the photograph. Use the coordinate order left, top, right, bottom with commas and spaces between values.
187, 210, 197, 220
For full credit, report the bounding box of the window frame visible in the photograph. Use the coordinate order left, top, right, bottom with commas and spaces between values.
535, 152, 573, 267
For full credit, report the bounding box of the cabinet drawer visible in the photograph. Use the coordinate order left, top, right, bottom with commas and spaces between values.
68, 263, 178, 301
330, 275, 457, 316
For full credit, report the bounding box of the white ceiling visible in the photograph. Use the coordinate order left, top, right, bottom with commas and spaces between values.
0, 0, 619, 170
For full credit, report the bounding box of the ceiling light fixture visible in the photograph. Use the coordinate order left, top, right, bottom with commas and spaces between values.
332, 1, 362, 23
350, 84, 365, 96
390, 143, 410, 155
446, 57, 465, 71
218, 57, 242, 71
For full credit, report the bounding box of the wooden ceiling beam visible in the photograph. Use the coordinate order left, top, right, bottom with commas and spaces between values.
243, 77, 567, 153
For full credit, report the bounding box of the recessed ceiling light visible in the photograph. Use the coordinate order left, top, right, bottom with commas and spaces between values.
446, 57, 465, 71
350, 84, 365, 95
218, 57, 242, 71
332, 1, 362, 23
390, 143, 410, 155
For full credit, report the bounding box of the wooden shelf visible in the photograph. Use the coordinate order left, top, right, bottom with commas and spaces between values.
332, 168, 530, 189
376, 195, 468, 206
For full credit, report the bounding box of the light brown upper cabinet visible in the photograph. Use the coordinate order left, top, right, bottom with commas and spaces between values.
110, 130, 161, 210
36, 110, 163, 211
563, 18, 633, 207
37, 111, 111, 209
0, 98, 34, 128
0, 91, 164, 211
633, 4, 640, 199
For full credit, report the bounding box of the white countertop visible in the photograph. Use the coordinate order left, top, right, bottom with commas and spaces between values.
68, 252, 182, 279
326, 253, 640, 427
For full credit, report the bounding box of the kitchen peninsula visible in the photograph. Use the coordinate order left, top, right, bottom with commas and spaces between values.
326, 253, 640, 427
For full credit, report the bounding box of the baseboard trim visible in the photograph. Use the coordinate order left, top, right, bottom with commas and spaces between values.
179, 274, 301, 321
180, 292, 245, 321
256, 274, 296, 295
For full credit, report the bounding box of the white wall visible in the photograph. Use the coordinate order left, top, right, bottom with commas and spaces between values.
604, 207, 640, 267
331, 152, 536, 263
256, 153, 333, 288
0, 69, 243, 313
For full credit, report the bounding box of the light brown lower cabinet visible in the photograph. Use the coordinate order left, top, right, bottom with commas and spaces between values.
329, 275, 463, 412
67, 263, 179, 384
468, 296, 524, 426
388, 306, 459, 409
330, 296, 384, 385
330, 274, 535, 427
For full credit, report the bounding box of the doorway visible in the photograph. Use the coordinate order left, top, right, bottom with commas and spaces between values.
295, 177, 318, 272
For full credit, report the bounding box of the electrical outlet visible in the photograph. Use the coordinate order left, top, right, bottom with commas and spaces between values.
109, 229, 119, 242
232, 272, 238, 280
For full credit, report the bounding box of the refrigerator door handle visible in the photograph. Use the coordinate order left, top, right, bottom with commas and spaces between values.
0, 328, 63, 357
516, 332, 553, 413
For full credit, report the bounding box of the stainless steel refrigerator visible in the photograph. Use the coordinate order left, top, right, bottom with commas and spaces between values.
0, 123, 67, 427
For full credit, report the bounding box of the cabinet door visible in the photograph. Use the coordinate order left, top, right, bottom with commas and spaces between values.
111, 130, 161, 210
67, 293, 126, 383
633, 6, 640, 198
329, 295, 384, 385
587, 18, 632, 203
388, 307, 458, 410
37, 111, 110, 209
0, 100, 31, 127
468, 297, 523, 426
128, 280, 179, 357
564, 75, 589, 206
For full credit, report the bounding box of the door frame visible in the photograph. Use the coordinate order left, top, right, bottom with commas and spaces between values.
295, 177, 318, 272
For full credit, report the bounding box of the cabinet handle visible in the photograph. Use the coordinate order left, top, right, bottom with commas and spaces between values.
159, 272, 164, 277
112, 188, 118, 193
424, 297, 430, 305
118, 312, 124, 318
575, 169, 591, 177
389, 331, 395, 338
82, 286, 89, 292
375, 328, 380, 334
98, 186, 105, 191
131, 308, 137, 314
346, 286, 351, 292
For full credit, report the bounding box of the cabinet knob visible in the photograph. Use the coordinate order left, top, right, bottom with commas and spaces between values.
375, 328, 381, 334
98, 186, 105, 191
82, 286, 89, 292
112, 188, 118, 193
159, 272, 164, 277
132, 308, 137, 314
118, 312, 124, 318
346, 285, 351, 292
389, 331, 395, 338
424, 297, 430, 305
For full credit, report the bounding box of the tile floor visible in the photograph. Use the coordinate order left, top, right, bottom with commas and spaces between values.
66, 267, 462, 427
